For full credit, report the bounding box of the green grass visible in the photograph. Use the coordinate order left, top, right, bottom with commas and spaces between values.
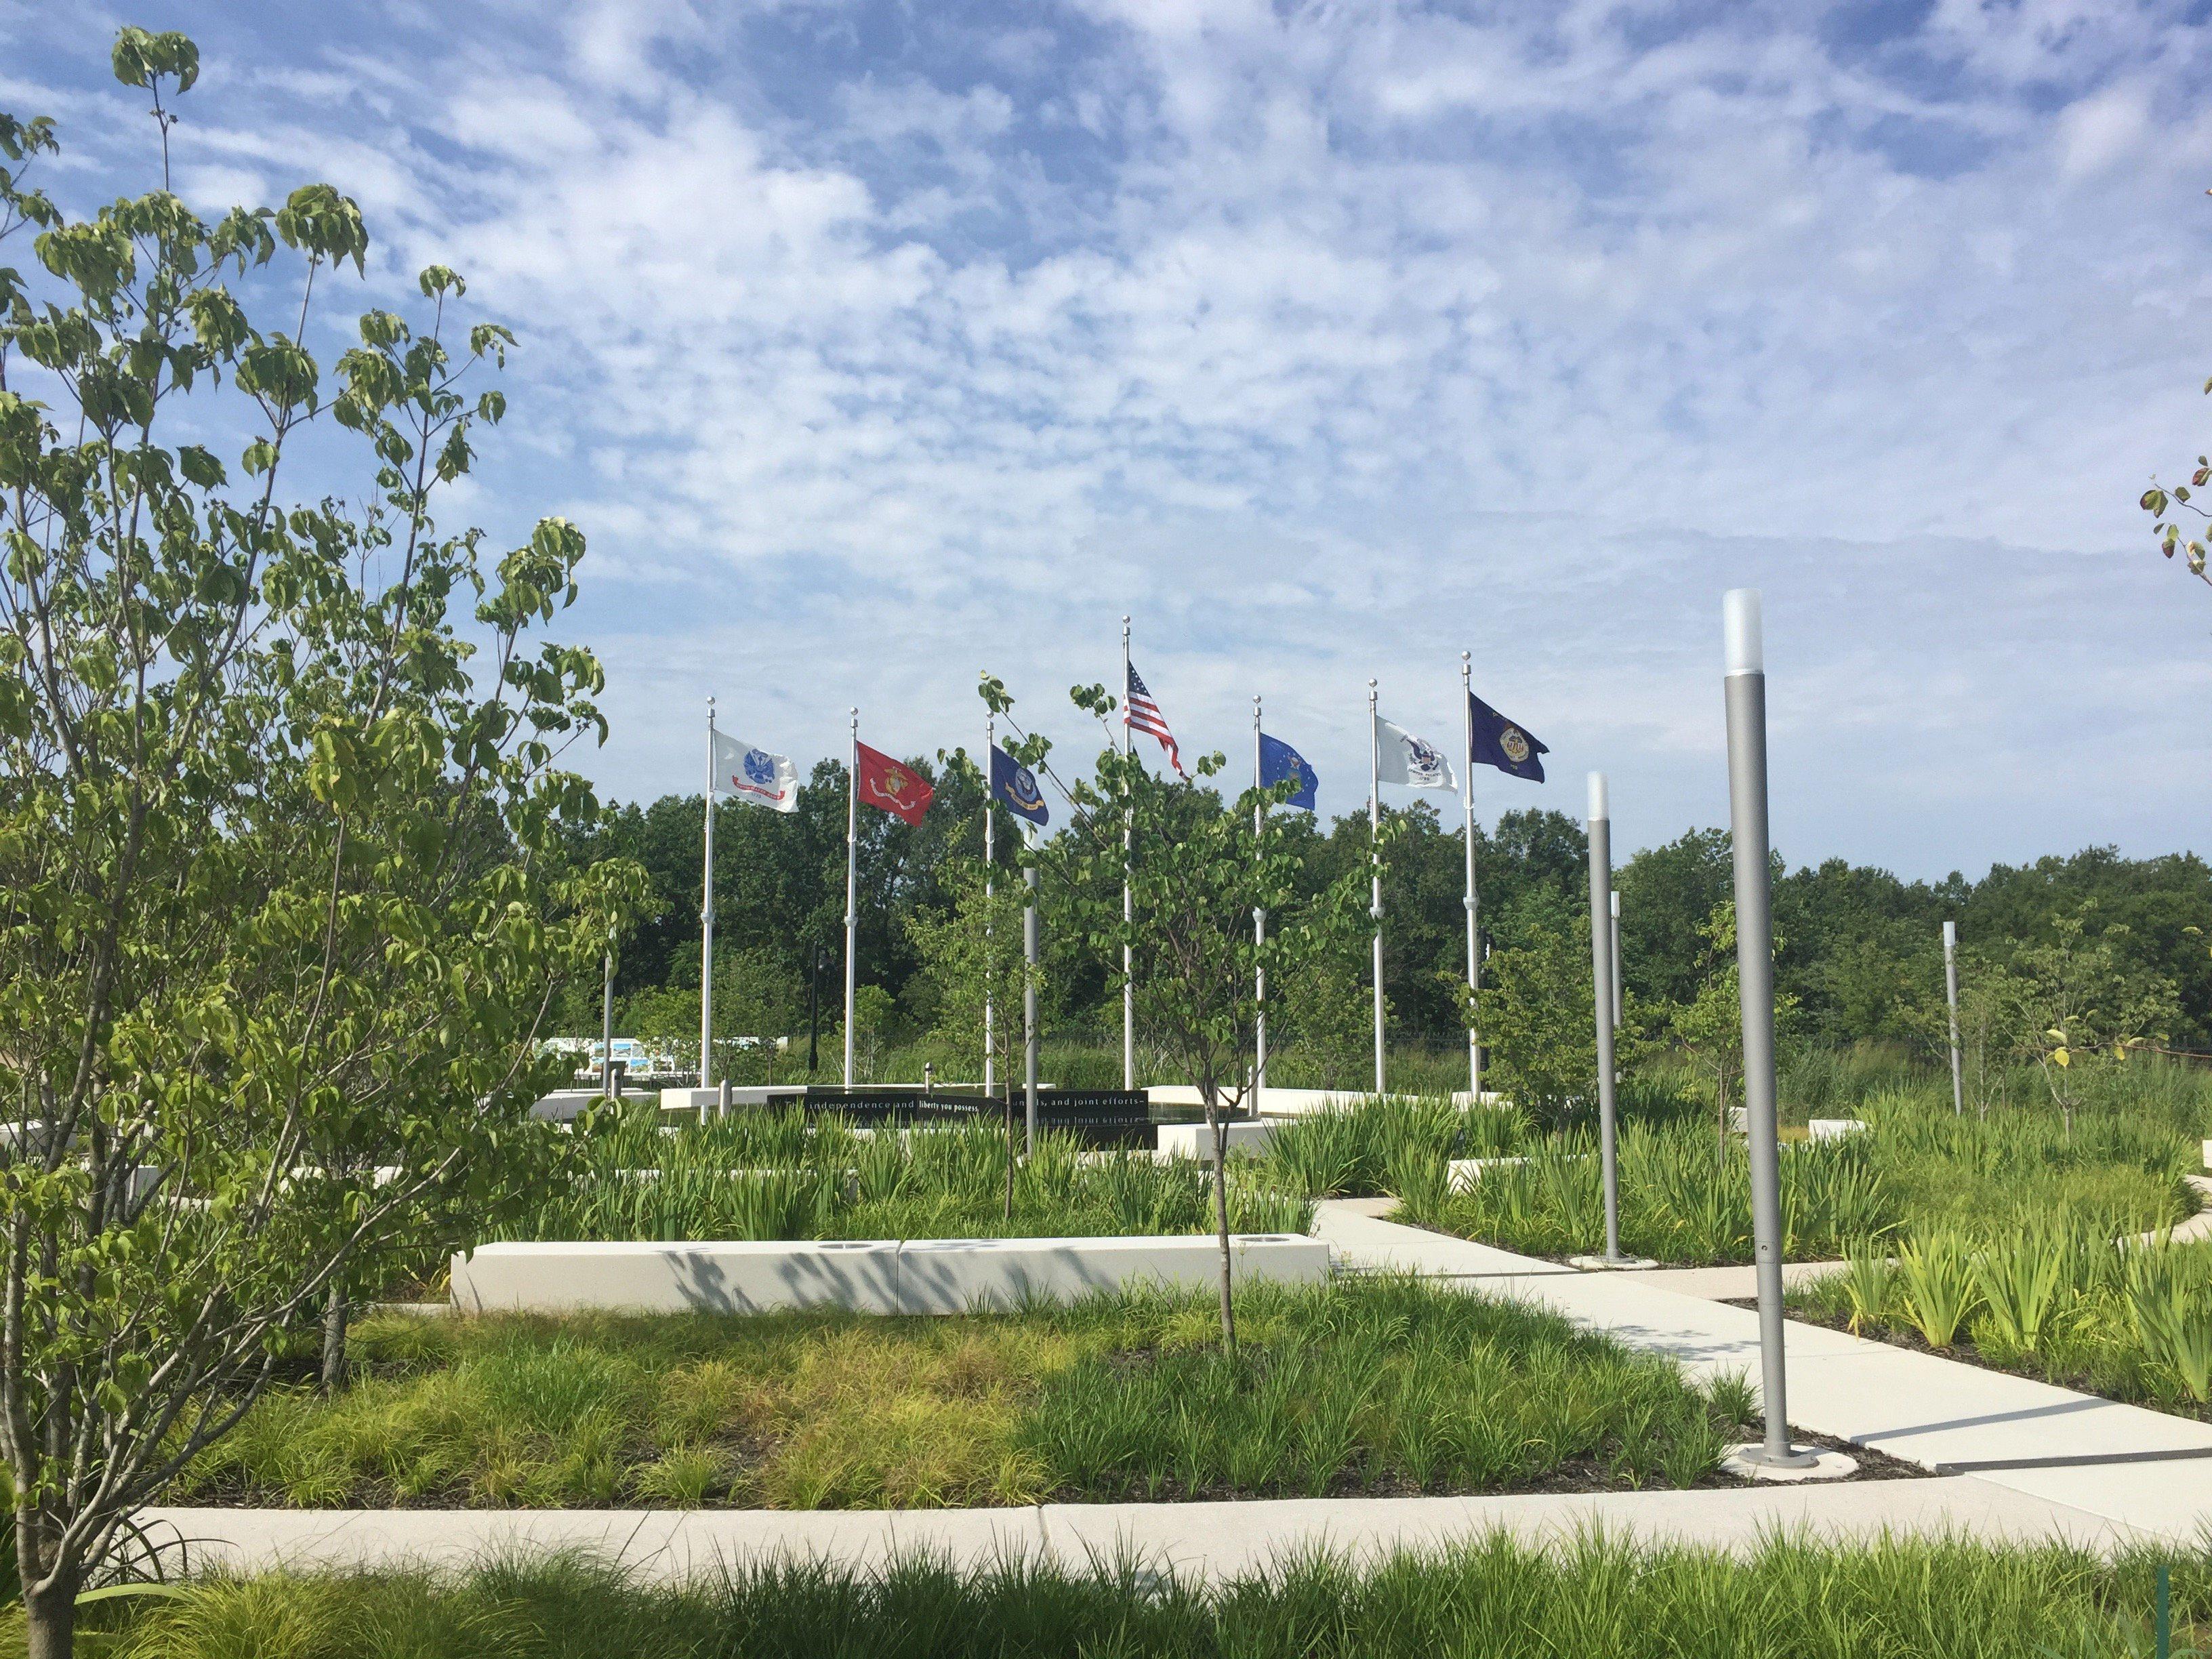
500, 1115, 1313, 1246
1409, 1063, 2207, 1267
45, 1533, 2212, 1658
177, 1279, 1748, 1510
1258, 1096, 1534, 1198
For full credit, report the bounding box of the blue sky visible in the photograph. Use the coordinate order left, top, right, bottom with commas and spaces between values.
5, 0, 2210, 878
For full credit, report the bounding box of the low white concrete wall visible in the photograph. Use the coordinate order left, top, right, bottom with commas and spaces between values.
1447, 1153, 1589, 1193
450, 1233, 1330, 1317
1156, 1120, 1286, 1160
451, 1240, 905, 1315
1807, 1118, 1869, 1142
531, 1090, 610, 1123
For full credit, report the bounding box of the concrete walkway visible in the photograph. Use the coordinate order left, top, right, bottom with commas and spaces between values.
1311, 1200, 2212, 1542
141, 1477, 2142, 1584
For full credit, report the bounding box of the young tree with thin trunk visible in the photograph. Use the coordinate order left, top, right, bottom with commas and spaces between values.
1053, 684, 1365, 1355
0, 39, 637, 1656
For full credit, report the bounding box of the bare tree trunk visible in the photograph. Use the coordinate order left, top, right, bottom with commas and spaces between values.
1206, 1095, 1236, 1357
319, 1278, 349, 1395
1002, 1086, 1014, 1223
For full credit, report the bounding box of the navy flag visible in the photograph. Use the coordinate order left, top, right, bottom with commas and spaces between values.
1257, 732, 1318, 811
1467, 692, 1547, 783
989, 743, 1050, 828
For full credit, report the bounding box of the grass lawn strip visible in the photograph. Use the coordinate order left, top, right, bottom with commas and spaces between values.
178, 1279, 1759, 1511
43, 1533, 2212, 1657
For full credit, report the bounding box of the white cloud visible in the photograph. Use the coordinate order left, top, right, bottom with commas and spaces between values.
7, 0, 2212, 872
2055, 81, 2151, 179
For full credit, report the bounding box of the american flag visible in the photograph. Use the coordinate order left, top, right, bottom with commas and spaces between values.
1124, 662, 1187, 779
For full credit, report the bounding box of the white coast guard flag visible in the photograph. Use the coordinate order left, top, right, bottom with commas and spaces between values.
1374, 716, 1456, 791
711, 730, 799, 813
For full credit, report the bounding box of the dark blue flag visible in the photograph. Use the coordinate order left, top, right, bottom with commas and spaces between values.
1467, 692, 1547, 783
989, 743, 1050, 828
1257, 732, 1318, 811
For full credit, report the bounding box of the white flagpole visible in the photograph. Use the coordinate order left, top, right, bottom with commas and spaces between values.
701, 697, 716, 1088
1024, 821, 1040, 1153
1252, 694, 1265, 1119
1121, 615, 1135, 1092
844, 707, 859, 1089
983, 711, 996, 1101
1368, 678, 1385, 1097
1460, 653, 1479, 1103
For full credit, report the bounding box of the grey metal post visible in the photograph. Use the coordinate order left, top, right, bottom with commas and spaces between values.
1024, 823, 1040, 1155
1587, 773, 1622, 1262
1610, 891, 1624, 1031
1368, 679, 1386, 1097
1723, 589, 1817, 1469
601, 935, 615, 1099
1944, 920, 1964, 1118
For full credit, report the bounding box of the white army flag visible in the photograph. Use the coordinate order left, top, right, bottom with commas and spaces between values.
1374, 716, 1456, 791
710, 730, 799, 813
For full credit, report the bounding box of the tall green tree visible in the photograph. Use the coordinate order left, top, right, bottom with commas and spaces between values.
2004, 905, 2180, 1140
1469, 890, 1597, 1126
0, 43, 633, 1656
1670, 901, 1799, 1146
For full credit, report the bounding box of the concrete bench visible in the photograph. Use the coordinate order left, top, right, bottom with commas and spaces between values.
449, 1233, 1330, 1317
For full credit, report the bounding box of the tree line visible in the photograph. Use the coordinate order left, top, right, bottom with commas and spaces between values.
569, 756, 2212, 1079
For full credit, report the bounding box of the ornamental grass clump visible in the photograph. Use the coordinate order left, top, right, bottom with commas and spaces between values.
1894, 1233, 1981, 1349
1971, 1227, 2079, 1357
502, 1114, 1314, 1245
1432, 1121, 1890, 1265
2123, 1244, 2212, 1404
1261, 1097, 1532, 1199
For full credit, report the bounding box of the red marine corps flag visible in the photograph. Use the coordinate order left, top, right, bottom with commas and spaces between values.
855, 741, 934, 826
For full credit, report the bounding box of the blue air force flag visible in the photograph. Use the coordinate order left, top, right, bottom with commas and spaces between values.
1467, 692, 1548, 783
989, 743, 1050, 828
710, 730, 799, 812
1257, 732, 1318, 811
